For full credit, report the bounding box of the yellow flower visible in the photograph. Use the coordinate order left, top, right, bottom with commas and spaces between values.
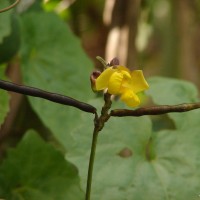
95, 66, 149, 107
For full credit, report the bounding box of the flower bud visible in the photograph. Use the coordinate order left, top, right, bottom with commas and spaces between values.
109, 57, 120, 66
90, 71, 101, 92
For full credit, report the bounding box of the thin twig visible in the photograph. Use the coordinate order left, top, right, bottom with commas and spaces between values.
0, 79, 96, 114
110, 103, 200, 117
0, 0, 20, 13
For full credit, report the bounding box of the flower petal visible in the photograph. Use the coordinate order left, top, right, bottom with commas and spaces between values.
130, 70, 149, 93
116, 66, 132, 92
120, 89, 140, 107
117, 66, 131, 73
95, 67, 115, 90
108, 72, 123, 94
120, 70, 131, 79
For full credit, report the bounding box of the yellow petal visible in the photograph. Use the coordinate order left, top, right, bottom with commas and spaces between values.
120, 89, 140, 107
130, 70, 149, 93
117, 65, 131, 73
117, 67, 132, 92
107, 72, 123, 94
95, 67, 115, 90
120, 70, 131, 79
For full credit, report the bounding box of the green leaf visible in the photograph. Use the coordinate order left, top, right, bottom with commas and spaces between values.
146, 77, 198, 105
0, 14, 21, 64
0, 65, 10, 127
0, 1, 12, 43
67, 100, 154, 199
0, 2, 19, 63
67, 78, 200, 200
0, 130, 84, 200
146, 76, 200, 128
19, 11, 94, 149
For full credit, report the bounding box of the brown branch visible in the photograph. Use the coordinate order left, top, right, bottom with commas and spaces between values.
0, 0, 20, 13
0, 79, 96, 114
1, 79, 200, 116
110, 103, 200, 117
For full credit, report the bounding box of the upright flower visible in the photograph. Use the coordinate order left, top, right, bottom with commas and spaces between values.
95, 66, 149, 107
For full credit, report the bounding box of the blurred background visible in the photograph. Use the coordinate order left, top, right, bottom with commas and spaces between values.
1, 0, 200, 152
43, 0, 200, 88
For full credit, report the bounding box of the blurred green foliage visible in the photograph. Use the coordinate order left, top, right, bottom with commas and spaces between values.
0, 65, 9, 126
0, 131, 84, 200
0, 1, 20, 63
0, 1, 12, 43
20, 10, 94, 150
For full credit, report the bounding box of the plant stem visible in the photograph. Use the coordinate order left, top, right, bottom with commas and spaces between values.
85, 128, 99, 200
85, 93, 112, 200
